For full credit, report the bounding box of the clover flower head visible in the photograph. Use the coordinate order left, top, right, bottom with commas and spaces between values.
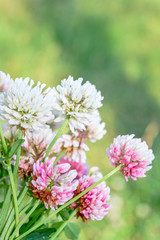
52, 76, 104, 133
107, 134, 155, 181
0, 77, 55, 129
0, 71, 13, 91
29, 157, 79, 210
52, 134, 89, 163
71, 175, 111, 221
22, 127, 56, 161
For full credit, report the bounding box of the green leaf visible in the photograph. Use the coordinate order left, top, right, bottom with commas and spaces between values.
24, 232, 49, 240
8, 139, 24, 159
50, 221, 64, 229
59, 208, 72, 221
24, 227, 59, 240
65, 223, 80, 240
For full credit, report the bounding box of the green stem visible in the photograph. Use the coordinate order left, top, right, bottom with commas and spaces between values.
53, 149, 66, 166
5, 201, 34, 240
0, 123, 8, 154
13, 127, 22, 179
2, 202, 33, 240
43, 118, 68, 160
10, 200, 40, 240
16, 165, 121, 240
0, 187, 11, 232
50, 208, 78, 240
1, 186, 28, 239
2, 197, 32, 240
22, 205, 46, 232
8, 166, 19, 227
17, 185, 28, 205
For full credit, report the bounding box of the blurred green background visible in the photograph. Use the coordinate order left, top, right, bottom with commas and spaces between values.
0, 0, 160, 239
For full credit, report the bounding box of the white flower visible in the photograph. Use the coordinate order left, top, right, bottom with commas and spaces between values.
77, 110, 106, 142
0, 77, 55, 129
52, 76, 104, 133
52, 134, 89, 163
0, 71, 13, 91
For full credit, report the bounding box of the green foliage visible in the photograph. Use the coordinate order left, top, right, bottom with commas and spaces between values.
65, 223, 80, 240
0, 157, 5, 162
23, 228, 57, 240
0, 187, 11, 232
8, 139, 24, 159
59, 207, 73, 221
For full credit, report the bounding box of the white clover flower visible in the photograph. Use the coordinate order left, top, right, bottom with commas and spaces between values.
0, 71, 13, 91
77, 110, 106, 142
52, 76, 104, 133
0, 77, 55, 129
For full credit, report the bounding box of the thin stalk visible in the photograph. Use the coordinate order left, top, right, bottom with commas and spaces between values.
8, 166, 19, 227
43, 118, 68, 160
50, 208, 78, 240
22, 205, 46, 232
0, 187, 11, 232
53, 149, 66, 166
13, 127, 22, 179
10, 200, 40, 240
5, 201, 34, 240
17, 185, 28, 205
16, 165, 121, 240
0, 123, 8, 154
1, 187, 29, 239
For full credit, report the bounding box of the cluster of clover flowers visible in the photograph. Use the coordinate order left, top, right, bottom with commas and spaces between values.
0, 71, 154, 240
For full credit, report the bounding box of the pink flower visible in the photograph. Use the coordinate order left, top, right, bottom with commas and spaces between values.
29, 157, 79, 210
71, 175, 111, 222
58, 158, 89, 179
107, 134, 155, 181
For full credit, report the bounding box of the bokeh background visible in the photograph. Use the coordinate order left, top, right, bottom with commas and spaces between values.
0, 0, 160, 239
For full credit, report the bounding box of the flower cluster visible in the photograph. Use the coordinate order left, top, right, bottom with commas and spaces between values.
0, 70, 155, 233
107, 134, 154, 181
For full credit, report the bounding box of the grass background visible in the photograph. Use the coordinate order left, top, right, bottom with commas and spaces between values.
0, 0, 160, 239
